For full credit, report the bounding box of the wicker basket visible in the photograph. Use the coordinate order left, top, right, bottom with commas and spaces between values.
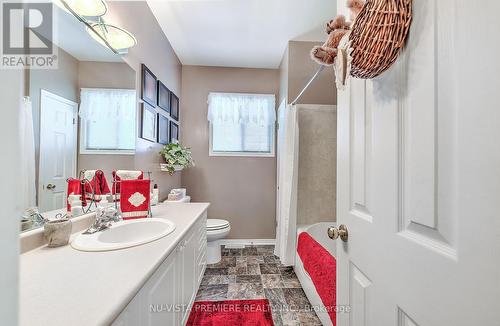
349, 0, 412, 79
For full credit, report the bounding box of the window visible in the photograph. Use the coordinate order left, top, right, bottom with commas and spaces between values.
208, 92, 276, 157
79, 88, 136, 154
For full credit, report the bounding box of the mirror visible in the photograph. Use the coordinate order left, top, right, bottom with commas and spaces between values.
21, 3, 137, 232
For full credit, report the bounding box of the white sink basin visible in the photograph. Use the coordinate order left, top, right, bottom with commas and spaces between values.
71, 218, 176, 252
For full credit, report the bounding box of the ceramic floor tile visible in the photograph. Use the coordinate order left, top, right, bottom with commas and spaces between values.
261, 274, 284, 289
195, 284, 228, 301
204, 267, 228, 275
282, 278, 302, 288
222, 248, 242, 257
227, 283, 265, 300
246, 256, 265, 265
263, 255, 277, 264
207, 257, 236, 268
242, 246, 258, 256
282, 288, 312, 311
196, 244, 317, 320
256, 247, 275, 256
259, 263, 280, 274
200, 275, 236, 286
297, 311, 323, 326
246, 264, 261, 275
280, 311, 301, 326
236, 275, 261, 283
264, 288, 286, 308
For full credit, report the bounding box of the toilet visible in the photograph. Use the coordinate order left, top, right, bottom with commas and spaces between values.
165, 194, 230, 264
206, 219, 231, 264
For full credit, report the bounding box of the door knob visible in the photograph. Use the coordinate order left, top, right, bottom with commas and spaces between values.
46, 184, 56, 190
328, 225, 349, 242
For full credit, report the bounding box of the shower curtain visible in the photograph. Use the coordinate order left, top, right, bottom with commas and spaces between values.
20, 97, 36, 210
274, 103, 299, 266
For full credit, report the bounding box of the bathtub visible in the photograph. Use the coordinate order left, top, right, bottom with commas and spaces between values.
294, 222, 336, 326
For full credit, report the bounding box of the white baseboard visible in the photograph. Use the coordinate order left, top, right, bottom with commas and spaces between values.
220, 239, 276, 249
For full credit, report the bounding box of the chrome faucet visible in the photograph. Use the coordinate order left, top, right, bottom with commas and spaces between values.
83, 207, 121, 235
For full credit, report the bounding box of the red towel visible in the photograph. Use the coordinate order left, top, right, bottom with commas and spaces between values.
120, 179, 150, 220
83, 170, 110, 201
297, 232, 336, 325
66, 178, 81, 212
112, 170, 144, 198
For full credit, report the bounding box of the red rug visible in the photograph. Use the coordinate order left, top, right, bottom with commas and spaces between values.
186, 299, 274, 326
297, 232, 337, 325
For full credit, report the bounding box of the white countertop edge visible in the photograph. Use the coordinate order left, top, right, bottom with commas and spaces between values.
20, 202, 210, 326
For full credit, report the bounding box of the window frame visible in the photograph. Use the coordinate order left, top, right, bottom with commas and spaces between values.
79, 88, 137, 155
208, 122, 276, 158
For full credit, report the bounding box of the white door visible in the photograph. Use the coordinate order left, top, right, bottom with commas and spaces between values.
38, 90, 77, 212
336, 1, 500, 325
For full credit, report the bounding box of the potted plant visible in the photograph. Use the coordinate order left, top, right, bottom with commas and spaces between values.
159, 143, 195, 175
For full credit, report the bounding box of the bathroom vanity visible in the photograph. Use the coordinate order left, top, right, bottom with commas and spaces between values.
20, 203, 208, 326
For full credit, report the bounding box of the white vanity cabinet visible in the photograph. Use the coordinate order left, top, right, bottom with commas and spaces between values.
112, 213, 207, 326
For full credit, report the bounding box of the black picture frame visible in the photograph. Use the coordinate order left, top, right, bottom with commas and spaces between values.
169, 120, 179, 144
157, 114, 170, 145
170, 92, 179, 121
140, 103, 157, 142
157, 80, 170, 114
141, 64, 157, 107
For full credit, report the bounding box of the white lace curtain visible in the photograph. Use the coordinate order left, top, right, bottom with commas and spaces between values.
207, 92, 276, 126
79, 88, 136, 122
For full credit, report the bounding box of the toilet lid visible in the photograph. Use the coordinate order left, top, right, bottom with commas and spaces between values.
207, 219, 230, 230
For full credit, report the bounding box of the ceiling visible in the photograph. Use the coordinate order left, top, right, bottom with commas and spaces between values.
147, 0, 336, 69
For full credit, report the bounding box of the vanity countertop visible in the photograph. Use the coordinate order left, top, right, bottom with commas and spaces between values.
20, 202, 209, 326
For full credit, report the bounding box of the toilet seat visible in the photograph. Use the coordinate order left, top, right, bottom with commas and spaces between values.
207, 219, 230, 231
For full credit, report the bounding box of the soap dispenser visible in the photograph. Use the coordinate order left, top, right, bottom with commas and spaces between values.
151, 184, 159, 206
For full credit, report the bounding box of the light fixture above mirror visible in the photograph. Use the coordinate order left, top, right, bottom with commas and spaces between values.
59, 0, 137, 54
62, 0, 107, 17
88, 23, 137, 52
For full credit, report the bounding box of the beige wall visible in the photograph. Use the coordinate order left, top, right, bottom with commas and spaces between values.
77, 61, 136, 182
297, 105, 337, 224
104, 1, 183, 200
279, 41, 336, 106
180, 66, 279, 239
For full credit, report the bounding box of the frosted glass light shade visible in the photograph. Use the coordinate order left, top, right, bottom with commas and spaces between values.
88, 24, 137, 51
63, 0, 107, 17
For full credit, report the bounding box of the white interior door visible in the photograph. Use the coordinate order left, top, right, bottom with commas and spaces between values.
336, 1, 500, 325
38, 90, 77, 212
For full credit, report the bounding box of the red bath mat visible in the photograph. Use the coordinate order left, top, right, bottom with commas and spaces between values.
186, 299, 274, 326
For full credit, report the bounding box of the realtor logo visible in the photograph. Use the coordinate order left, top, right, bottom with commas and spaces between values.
1, 1, 57, 69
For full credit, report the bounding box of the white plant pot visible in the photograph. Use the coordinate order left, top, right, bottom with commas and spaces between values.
160, 164, 184, 172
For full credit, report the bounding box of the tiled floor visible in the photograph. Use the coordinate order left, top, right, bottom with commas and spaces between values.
195, 245, 322, 326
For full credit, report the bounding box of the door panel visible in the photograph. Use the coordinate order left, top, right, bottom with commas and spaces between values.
336, 0, 500, 325
38, 90, 77, 212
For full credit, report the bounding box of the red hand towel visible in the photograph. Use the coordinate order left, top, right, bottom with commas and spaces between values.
112, 170, 144, 198
120, 179, 150, 220
83, 170, 110, 201
66, 178, 81, 212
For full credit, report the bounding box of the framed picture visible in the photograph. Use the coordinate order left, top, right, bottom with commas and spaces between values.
141, 64, 157, 106
157, 114, 170, 145
141, 103, 157, 142
169, 120, 179, 144
157, 81, 170, 114
170, 92, 179, 121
